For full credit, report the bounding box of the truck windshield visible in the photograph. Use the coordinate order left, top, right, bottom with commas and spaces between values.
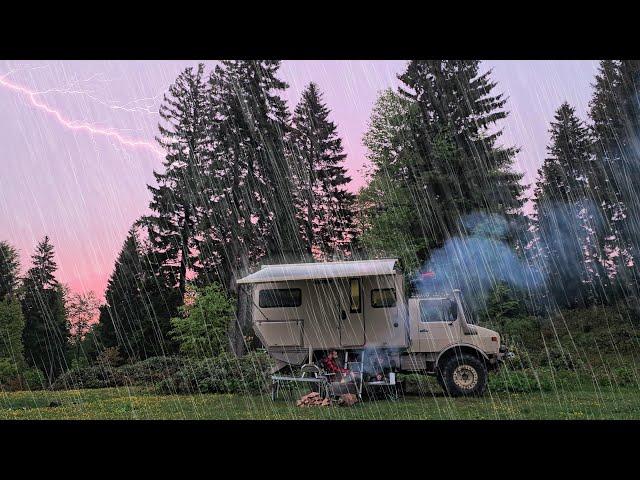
419, 299, 457, 323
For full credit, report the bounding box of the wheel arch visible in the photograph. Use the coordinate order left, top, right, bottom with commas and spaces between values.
435, 344, 489, 371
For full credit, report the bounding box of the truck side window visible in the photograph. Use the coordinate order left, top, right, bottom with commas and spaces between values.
258, 289, 302, 308
349, 278, 361, 313
371, 288, 396, 308
419, 299, 456, 322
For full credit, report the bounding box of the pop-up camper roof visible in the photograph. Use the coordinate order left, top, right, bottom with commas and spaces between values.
236, 259, 400, 284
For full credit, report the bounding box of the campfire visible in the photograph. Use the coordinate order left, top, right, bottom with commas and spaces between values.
296, 391, 359, 407
296, 392, 331, 407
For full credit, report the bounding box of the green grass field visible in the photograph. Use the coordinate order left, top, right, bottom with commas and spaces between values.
2, 384, 640, 420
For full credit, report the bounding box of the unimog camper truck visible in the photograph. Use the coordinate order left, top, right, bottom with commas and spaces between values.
237, 259, 509, 397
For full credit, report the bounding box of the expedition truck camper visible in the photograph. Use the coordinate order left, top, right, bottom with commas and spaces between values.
237, 259, 510, 397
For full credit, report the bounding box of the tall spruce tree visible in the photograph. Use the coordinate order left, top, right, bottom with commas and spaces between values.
143, 64, 209, 296
533, 102, 606, 307
360, 63, 524, 274
96, 226, 180, 360
199, 60, 305, 285
197, 60, 303, 355
229, 61, 299, 255
0, 240, 20, 299
197, 63, 264, 289
291, 82, 355, 259
589, 60, 640, 295
397, 60, 525, 246
21, 236, 69, 381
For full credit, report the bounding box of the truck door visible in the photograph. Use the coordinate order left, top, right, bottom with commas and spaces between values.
412, 298, 460, 352
339, 278, 365, 347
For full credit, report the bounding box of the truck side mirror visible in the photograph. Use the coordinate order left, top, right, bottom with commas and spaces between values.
341, 310, 347, 320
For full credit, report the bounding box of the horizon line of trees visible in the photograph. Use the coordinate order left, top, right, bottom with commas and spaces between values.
2, 59, 639, 386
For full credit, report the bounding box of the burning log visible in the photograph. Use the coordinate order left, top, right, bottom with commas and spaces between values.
296, 391, 331, 407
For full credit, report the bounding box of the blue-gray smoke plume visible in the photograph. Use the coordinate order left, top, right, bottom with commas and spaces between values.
414, 212, 545, 317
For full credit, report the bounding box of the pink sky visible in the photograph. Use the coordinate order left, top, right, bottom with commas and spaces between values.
0, 60, 600, 298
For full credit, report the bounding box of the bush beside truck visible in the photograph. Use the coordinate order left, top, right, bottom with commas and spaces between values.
156, 351, 273, 395
49, 351, 273, 394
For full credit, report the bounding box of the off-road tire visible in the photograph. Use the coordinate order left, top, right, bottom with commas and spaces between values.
439, 353, 487, 397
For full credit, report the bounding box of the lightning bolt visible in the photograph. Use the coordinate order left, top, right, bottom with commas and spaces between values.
0, 71, 164, 157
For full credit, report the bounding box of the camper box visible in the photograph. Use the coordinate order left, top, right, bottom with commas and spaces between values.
237, 259, 407, 366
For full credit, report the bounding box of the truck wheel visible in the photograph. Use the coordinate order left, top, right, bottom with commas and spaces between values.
440, 353, 487, 397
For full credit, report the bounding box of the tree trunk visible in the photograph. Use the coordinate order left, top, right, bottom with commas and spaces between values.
227, 251, 254, 357
229, 281, 253, 357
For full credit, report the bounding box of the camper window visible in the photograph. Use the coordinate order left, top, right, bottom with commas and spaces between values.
371, 288, 396, 308
349, 278, 361, 313
258, 288, 302, 308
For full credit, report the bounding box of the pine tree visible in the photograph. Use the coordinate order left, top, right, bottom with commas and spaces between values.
0, 240, 20, 299
21, 236, 69, 381
360, 63, 525, 274
589, 60, 640, 295
143, 64, 209, 296
96, 226, 180, 360
359, 88, 435, 271
533, 102, 606, 307
0, 296, 26, 370
214, 60, 301, 260
196, 63, 264, 289
197, 60, 303, 356
397, 60, 525, 247
27, 236, 57, 289
291, 82, 355, 259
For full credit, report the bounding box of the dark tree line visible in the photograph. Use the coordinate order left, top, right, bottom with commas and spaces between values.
360, 59, 640, 311
532, 61, 640, 308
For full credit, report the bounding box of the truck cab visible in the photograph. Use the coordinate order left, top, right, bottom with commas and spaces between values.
403, 290, 507, 396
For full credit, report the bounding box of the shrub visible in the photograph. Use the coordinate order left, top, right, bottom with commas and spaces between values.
484, 283, 526, 325
0, 359, 46, 391
501, 316, 540, 342
0, 358, 19, 386
21, 368, 46, 390
612, 366, 636, 387
118, 356, 186, 385
489, 368, 554, 393
169, 283, 234, 359
543, 347, 576, 371
96, 346, 124, 368
51, 356, 187, 390
158, 350, 273, 395
50, 365, 121, 390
